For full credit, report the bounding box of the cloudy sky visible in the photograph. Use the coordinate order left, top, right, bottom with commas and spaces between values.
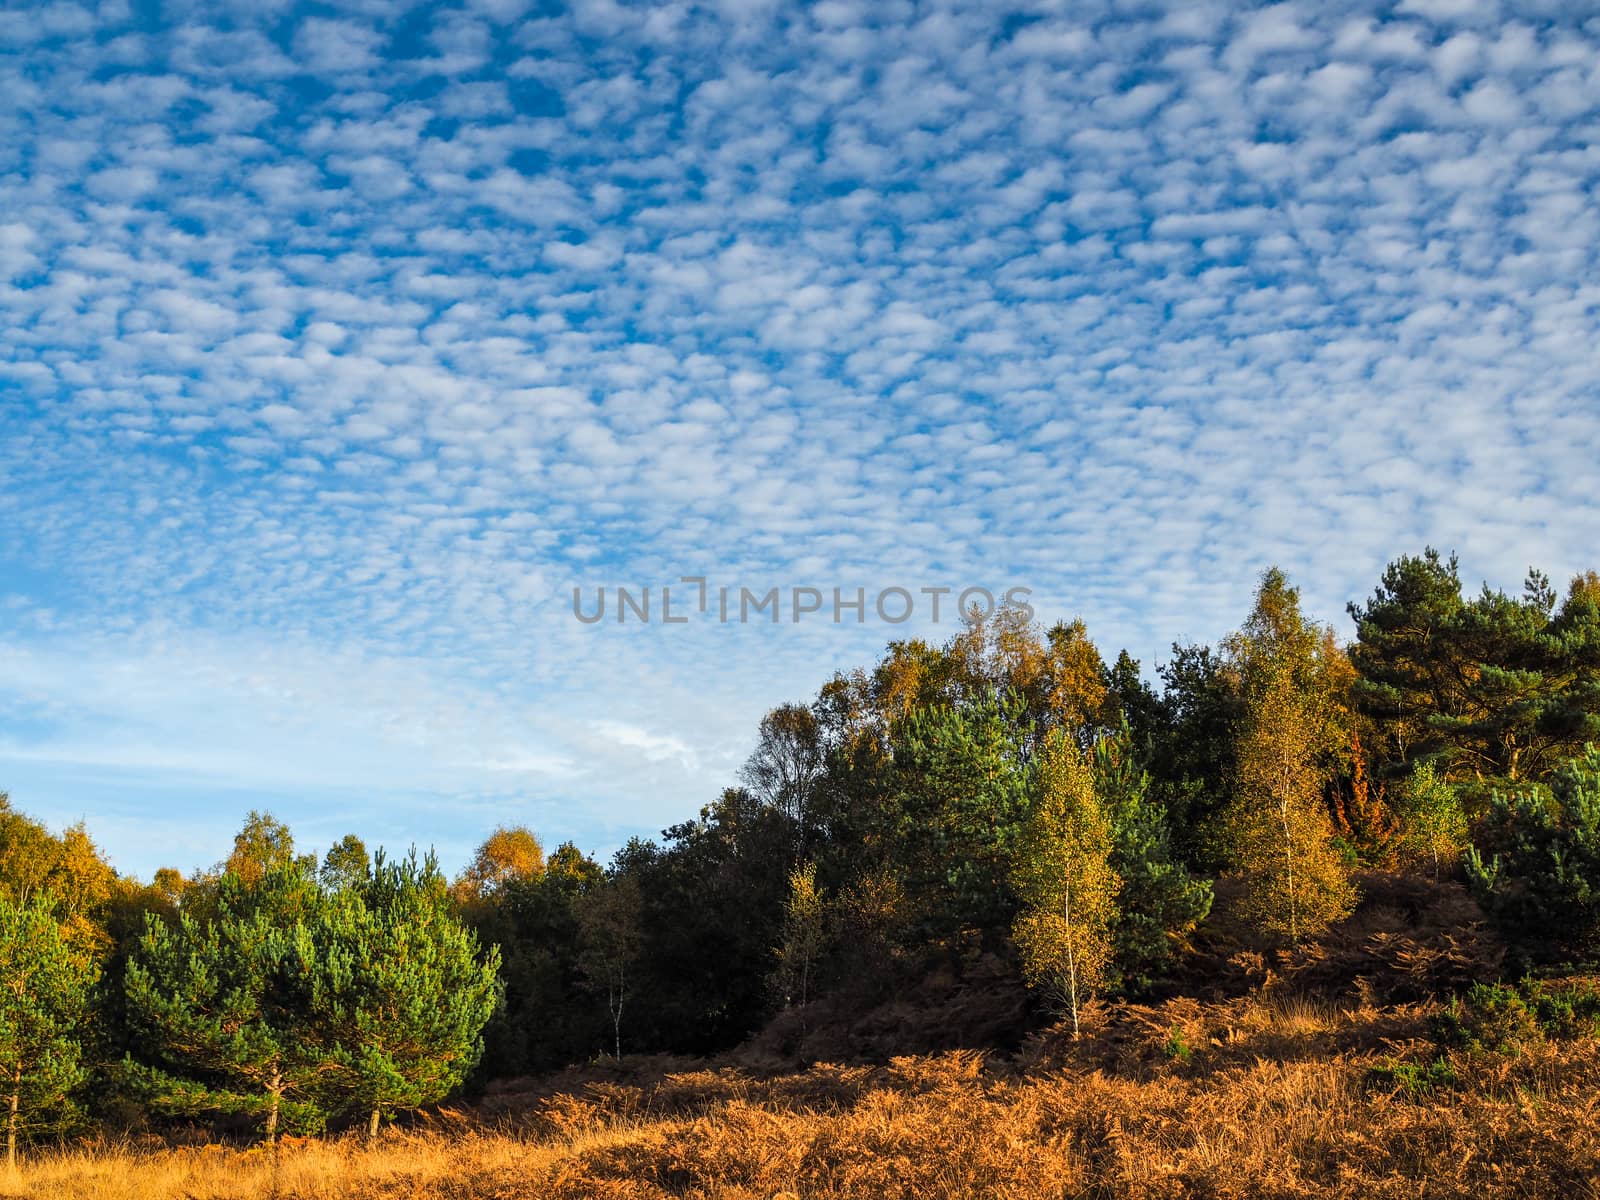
2, 0, 1597, 878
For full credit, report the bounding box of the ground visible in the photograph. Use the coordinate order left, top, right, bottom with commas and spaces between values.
11, 876, 1600, 1199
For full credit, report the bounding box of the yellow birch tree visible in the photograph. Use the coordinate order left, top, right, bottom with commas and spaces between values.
1011, 732, 1120, 1036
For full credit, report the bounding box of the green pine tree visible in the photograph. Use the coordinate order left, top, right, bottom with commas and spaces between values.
123, 862, 333, 1144
888, 695, 1030, 941
312, 851, 501, 1139
1091, 725, 1212, 992
0, 897, 98, 1170
1467, 747, 1600, 964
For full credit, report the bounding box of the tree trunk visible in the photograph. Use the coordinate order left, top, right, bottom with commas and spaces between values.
7, 1063, 18, 1174
1279, 797, 1298, 945
264, 1074, 282, 1147
368, 1107, 381, 1141
1064, 871, 1079, 1039
611, 970, 624, 1061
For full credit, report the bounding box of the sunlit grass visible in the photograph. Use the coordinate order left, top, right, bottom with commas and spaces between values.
10, 997, 1600, 1199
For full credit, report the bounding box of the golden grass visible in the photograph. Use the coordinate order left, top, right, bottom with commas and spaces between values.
10, 997, 1600, 1200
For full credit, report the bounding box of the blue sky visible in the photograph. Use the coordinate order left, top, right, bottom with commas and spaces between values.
2, 0, 1598, 880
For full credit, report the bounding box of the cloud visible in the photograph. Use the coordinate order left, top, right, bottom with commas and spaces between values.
1, 0, 1598, 877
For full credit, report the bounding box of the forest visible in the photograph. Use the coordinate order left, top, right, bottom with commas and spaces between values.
5, 547, 1600, 1196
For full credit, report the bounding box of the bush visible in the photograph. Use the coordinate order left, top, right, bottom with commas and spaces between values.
1366, 1055, 1459, 1100
1432, 983, 1541, 1055
1528, 979, 1600, 1040
1431, 978, 1600, 1055
1466, 748, 1600, 965
1161, 1027, 1192, 1063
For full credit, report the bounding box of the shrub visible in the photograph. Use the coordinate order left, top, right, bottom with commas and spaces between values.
1431, 983, 1541, 1055
1431, 978, 1600, 1056
1466, 748, 1600, 965
1366, 1055, 1459, 1100
1161, 1027, 1192, 1063
1527, 979, 1600, 1040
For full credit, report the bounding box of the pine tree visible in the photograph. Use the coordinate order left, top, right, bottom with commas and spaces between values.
311, 852, 500, 1139
888, 696, 1030, 941
1466, 747, 1600, 963
1091, 726, 1211, 991
1349, 551, 1600, 787
124, 863, 333, 1144
0, 897, 97, 1170
1011, 732, 1120, 1036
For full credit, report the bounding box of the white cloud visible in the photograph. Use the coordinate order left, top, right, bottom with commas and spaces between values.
1, 0, 1598, 877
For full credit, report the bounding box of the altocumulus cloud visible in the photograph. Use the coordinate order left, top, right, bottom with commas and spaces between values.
2, 0, 1598, 875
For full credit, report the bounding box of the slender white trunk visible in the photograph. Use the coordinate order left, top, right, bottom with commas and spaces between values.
1279, 795, 1298, 945
7, 1063, 19, 1174
611, 967, 624, 1061
1063, 867, 1080, 1039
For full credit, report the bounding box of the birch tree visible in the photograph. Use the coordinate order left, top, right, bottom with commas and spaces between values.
1228, 667, 1355, 943
1011, 732, 1120, 1037
771, 862, 827, 1011
578, 873, 642, 1061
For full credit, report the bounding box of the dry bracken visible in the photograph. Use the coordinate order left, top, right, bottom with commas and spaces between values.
10, 991, 1600, 1200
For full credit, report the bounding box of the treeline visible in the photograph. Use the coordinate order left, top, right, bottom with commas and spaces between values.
4, 548, 1600, 1155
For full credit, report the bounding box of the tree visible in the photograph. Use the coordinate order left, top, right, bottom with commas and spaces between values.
1227, 666, 1356, 944
0, 897, 97, 1170
945, 609, 1109, 748
741, 704, 826, 838
1330, 732, 1403, 866
1011, 732, 1120, 1037
463, 841, 606, 1078
577, 872, 642, 1061
1349, 550, 1600, 788
311, 852, 500, 1139
1466, 747, 1600, 964
614, 793, 794, 1056
454, 827, 545, 905
1546, 572, 1600, 744
0, 799, 116, 958
319, 835, 371, 892
1101, 649, 1164, 751
771, 862, 827, 1012
124, 863, 332, 1144
1148, 643, 1243, 869
1091, 726, 1211, 992
1222, 567, 1357, 773
1397, 763, 1468, 882
887, 696, 1030, 942
225, 810, 301, 885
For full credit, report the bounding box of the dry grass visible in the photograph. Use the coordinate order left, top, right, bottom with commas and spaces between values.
11, 992, 1600, 1200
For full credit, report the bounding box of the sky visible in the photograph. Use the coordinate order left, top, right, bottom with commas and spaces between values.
2, 0, 1598, 880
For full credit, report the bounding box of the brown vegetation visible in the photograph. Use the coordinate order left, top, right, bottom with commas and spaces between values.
13, 976, 1600, 1199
